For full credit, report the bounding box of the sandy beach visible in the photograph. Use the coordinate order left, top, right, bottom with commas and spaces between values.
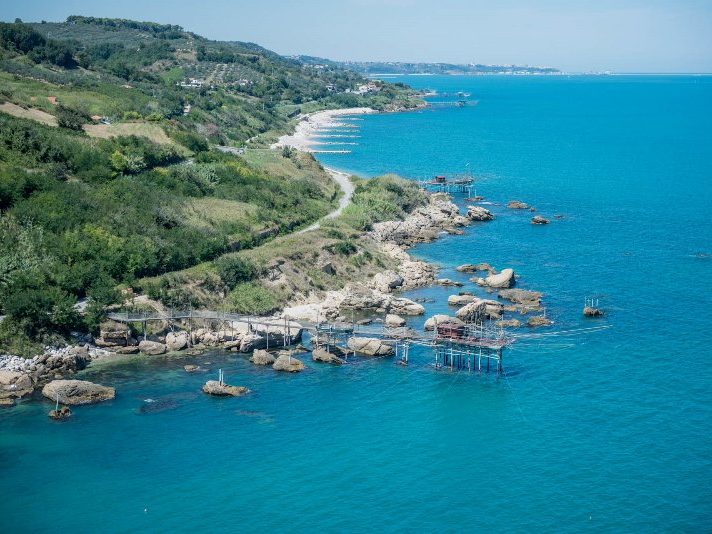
272, 107, 375, 152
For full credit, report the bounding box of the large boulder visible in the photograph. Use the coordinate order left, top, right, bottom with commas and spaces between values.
388, 297, 425, 316
424, 315, 464, 331
272, 354, 305, 372
0, 370, 34, 399
138, 340, 167, 355
239, 334, 267, 353
385, 314, 406, 328
455, 300, 488, 322
347, 337, 394, 357
467, 206, 494, 221
531, 215, 549, 225
312, 348, 345, 365
250, 349, 276, 366
202, 381, 249, 397
370, 271, 404, 293
476, 268, 515, 289
165, 331, 189, 352
42, 380, 115, 405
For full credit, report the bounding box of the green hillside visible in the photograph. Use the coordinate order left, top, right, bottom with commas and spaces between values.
0, 17, 423, 355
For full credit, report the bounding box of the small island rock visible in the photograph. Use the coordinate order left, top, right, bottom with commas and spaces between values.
467, 206, 495, 221
531, 215, 549, 225
202, 380, 249, 396
250, 350, 276, 366
507, 200, 530, 209
477, 268, 515, 289
527, 316, 553, 327
272, 353, 305, 372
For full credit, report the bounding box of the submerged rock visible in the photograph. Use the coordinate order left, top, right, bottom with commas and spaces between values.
42, 380, 115, 405
347, 337, 394, 357
272, 353, 305, 372
527, 316, 553, 327
498, 289, 543, 308
202, 380, 249, 397
184, 364, 200, 373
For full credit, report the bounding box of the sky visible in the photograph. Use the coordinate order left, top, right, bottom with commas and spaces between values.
3, 0, 712, 73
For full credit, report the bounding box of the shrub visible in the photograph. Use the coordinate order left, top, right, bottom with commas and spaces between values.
215, 255, 256, 289
55, 105, 89, 131
227, 282, 278, 314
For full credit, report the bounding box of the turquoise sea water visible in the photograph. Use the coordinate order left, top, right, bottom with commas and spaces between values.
2, 76, 711, 532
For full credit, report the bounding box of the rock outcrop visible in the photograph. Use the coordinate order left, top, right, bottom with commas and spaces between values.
202, 381, 249, 397
347, 337, 394, 357
435, 278, 463, 287
466, 206, 494, 221
138, 340, 167, 355
272, 353, 305, 372
370, 196, 468, 246
507, 200, 529, 209
370, 271, 404, 293
42, 380, 115, 405
476, 268, 515, 289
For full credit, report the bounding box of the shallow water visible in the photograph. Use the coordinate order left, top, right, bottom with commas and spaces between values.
2, 75, 711, 532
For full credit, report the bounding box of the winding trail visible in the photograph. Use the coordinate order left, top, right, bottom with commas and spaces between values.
297, 167, 354, 234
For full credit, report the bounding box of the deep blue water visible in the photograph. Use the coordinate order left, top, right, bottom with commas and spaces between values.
2, 76, 711, 532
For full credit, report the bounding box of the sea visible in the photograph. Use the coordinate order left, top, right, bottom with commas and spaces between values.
1, 75, 711, 532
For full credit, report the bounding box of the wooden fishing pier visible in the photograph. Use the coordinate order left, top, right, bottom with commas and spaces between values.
419, 174, 475, 195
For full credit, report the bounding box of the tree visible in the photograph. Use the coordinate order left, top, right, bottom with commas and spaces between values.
56, 105, 88, 131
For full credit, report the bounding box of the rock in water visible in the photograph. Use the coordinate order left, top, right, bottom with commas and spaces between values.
385, 314, 406, 327
583, 306, 604, 317
138, 340, 167, 355
184, 365, 200, 373
435, 278, 463, 287
347, 337, 395, 357
531, 215, 550, 225
312, 348, 345, 365
527, 316, 553, 327
202, 381, 249, 397
448, 294, 476, 306
476, 268, 515, 289
466, 206, 495, 221
455, 300, 488, 322
498, 289, 543, 308
424, 315, 464, 331
48, 406, 72, 420
0, 370, 34, 400
272, 354, 305, 372
507, 200, 530, 209
250, 350, 276, 366
42, 380, 115, 405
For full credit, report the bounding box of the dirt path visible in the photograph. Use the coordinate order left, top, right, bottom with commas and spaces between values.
297, 167, 354, 234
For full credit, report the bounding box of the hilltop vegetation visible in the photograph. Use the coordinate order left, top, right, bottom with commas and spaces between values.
0, 17, 423, 355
